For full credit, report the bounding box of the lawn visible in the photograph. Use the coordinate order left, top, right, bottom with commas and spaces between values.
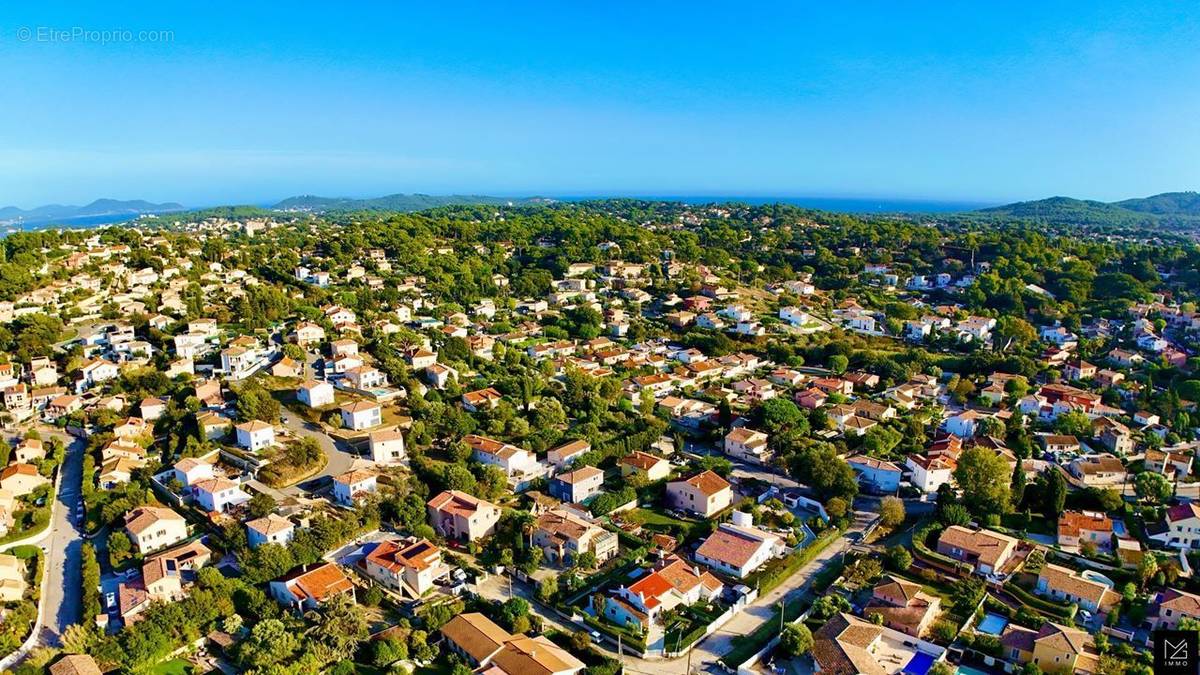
149, 659, 193, 675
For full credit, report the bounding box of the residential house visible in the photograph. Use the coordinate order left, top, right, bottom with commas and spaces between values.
1036, 563, 1119, 615
364, 538, 450, 598
1149, 588, 1200, 630
464, 434, 548, 490
235, 420, 275, 452
270, 562, 354, 612
124, 506, 188, 554
694, 514, 783, 579
0, 554, 26, 601
368, 428, 406, 465
548, 466, 605, 504
602, 554, 724, 631
297, 380, 334, 408
847, 455, 902, 494
0, 464, 49, 497
427, 490, 502, 542
666, 470, 732, 518
462, 387, 503, 412
936, 525, 1018, 576
620, 451, 670, 482
906, 454, 955, 495
865, 576, 941, 637
533, 508, 619, 567
192, 477, 251, 513
246, 513, 295, 549
998, 622, 1099, 674
1144, 448, 1193, 479
333, 469, 377, 506
1068, 455, 1127, 487
1057, 510, 1114, 551
340, 400, 382, 430
1149, 502, 1200, 550
724, 427, 771, 465
546, 439, 591, 468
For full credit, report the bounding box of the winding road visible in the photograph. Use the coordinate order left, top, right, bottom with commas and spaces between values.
277, 408, 358, 497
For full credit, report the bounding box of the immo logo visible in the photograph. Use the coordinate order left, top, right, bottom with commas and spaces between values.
1155, 629, 1199, 675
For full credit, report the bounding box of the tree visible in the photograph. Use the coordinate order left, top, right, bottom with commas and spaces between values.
828, 354, 849, 375
107, 530, 133, 567
995, 316, 1036, 352
1134, 472, 1172, 505
1137, 555, 1158, 589
309, 593, 368, 659
879, 496, 905, 528
238, 619, 299, 669
779, 623, 813, 656
1039, 468, 1067, 520
825, 497, 849, 520
760, 398, 803, 434
953, 446, 1012, 518
247, 492, 278, 520
884, 545, 912, 572
1053, 410, 1092, 438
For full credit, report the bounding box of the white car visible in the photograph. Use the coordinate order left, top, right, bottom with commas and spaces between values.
105, 592, 116, 609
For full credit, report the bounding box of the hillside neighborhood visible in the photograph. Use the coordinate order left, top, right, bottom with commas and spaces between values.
0, 199, 1198, 675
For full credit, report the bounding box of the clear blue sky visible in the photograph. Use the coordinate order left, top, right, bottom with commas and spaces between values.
2, 1, 1199, 207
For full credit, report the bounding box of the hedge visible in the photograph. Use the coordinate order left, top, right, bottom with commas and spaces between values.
911, 521, 973, 576
745, 526, 842, 595
1003, 580, 1078, 621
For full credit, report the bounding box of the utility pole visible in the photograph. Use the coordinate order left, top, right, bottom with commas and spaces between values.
780, 598, 786, 633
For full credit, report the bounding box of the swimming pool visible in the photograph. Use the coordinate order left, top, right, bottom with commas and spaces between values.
975, 612, 1009, 636
956, 665, 993, 675
902, 652, 935, 675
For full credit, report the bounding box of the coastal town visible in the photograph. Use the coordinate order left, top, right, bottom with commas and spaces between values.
0, 199, 1197, 675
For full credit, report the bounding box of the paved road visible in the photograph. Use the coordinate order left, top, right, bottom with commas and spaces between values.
35, 429, 85, 648
278, 408, 358, 496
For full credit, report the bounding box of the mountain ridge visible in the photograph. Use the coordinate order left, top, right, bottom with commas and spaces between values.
272, 192, 540, 212
974, 190, 1200, 227
0, 198, 184, 224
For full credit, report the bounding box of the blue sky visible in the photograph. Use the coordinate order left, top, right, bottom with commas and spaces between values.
1, 1, 1199, 207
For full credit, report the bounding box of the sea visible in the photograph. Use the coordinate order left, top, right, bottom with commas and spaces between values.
2, 212, 144, 236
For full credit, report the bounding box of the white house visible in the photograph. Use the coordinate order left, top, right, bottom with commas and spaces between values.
340, 401, 382, 431
906, 454, 955, 494
171, 458, 215, 488
298, 380, 334, 408
235, 420, 276, 452
192, 477, 251, 513
694, 513, 783, 579
368, 428, 406, 465
778, 306, 810, 327
944, 410, 984, 438
724, 427, 771, 464
333, 469, 378, 506
247, 513, 295, 549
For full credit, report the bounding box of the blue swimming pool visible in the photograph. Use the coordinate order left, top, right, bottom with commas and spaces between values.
975, 612, 1009, 635
903, 652, 936, 675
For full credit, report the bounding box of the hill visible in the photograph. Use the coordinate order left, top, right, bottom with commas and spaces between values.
1114, 191, 1200, 216
975, 191, 1200, 228
0, 198, 184, 224
272, 193, 534, 212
